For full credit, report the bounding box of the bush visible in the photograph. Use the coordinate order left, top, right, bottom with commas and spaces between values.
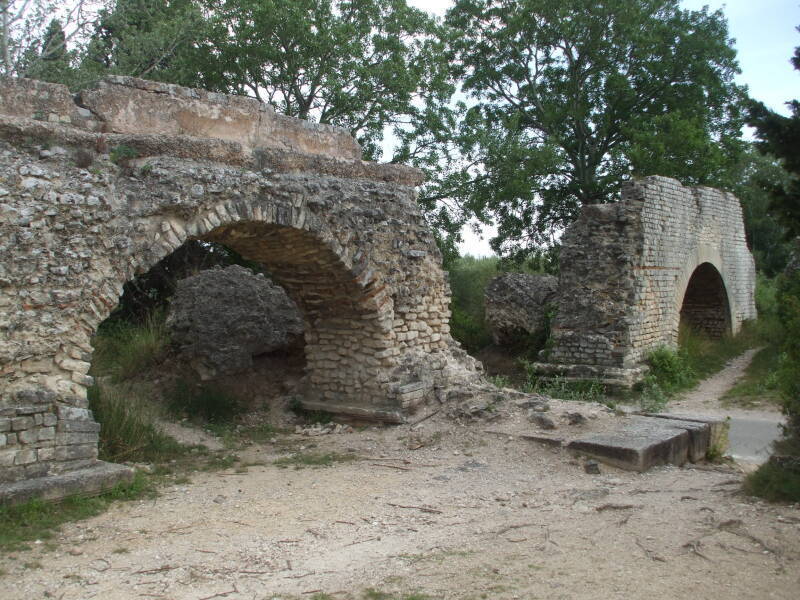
91, 311, 169, 381
88, 385, 185, 463
744, 459, 800, 502
165, 379, 244, 423
647, 346, 695, 392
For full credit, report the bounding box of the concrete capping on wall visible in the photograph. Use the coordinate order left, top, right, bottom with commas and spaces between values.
535, 176, 757, 388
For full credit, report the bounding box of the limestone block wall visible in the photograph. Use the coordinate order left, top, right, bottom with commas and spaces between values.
536, 176, 757, 387
0, 77, 480, 485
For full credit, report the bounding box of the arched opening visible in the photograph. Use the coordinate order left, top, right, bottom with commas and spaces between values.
89, 218, 401, 428
679, 262, 732, 338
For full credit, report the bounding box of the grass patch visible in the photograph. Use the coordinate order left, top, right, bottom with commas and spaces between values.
0, 471, 154, 553
91, 311, 169, 381
519, 361, 610, 405
88, 384, 187, 464
273, 452, 359, 469
635, 320, 773, 412
722, 344, 783, 408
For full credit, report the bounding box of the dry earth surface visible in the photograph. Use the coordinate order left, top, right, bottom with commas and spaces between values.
2, 353, 799, 600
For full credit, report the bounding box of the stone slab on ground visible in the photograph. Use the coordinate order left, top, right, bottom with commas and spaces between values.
649, 413, 730, 459
0, 462, 134, 506
565, 414, 728, 472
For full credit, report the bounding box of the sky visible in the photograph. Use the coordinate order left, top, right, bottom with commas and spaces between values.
408, 0, 800, 256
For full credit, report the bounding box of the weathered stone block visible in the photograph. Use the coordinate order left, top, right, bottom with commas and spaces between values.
14, 449, 38, 465
11, 416, 33, 431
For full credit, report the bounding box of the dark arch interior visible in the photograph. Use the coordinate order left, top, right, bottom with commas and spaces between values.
679, 263, 731, 338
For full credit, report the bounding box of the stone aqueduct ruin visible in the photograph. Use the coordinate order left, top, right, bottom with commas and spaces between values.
0, 77, 755, 498
536, 176, 758, 387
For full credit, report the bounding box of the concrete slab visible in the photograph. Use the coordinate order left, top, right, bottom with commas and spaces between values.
0, 462, 134, 505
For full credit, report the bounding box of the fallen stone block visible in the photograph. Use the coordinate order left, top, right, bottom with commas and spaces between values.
568, 419, 690, 472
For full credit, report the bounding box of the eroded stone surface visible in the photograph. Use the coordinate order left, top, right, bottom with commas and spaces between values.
167, 265, 303, 379
484, 273, 558, 346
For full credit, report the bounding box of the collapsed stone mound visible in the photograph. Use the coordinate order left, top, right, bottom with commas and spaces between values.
484, 273, 558, 346
166, 265, 304, 379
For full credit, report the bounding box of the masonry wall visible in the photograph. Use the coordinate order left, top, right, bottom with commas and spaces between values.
0, 77, 480, 485
536, 176, 757, 387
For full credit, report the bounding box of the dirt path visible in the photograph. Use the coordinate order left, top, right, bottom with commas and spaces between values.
666, 349, 786, 464
3, 386, 799, 599
667, 348, 779, 419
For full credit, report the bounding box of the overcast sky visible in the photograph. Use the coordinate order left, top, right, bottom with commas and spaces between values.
409, 0, 800, 256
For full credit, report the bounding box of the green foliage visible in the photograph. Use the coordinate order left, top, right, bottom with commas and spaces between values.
91, 311, 169, 381
647, 346, 695, 392
446, 255, 499, 352
744, 460, 800, 503
109, 144, 140, 165
0, 471, 153, 552
165, 379, 245, 424
444, 0, 746, 255
733, 150, 793, 276
78, 0, 212, 89
88, 385, 186, 463
202, 0, 452, 161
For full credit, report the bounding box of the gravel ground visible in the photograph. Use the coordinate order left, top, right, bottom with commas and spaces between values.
3, 354, 799, 600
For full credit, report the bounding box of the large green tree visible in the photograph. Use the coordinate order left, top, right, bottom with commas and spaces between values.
444, 0, 747, 256
78, 0, 212, 88
203, 0, 453, 160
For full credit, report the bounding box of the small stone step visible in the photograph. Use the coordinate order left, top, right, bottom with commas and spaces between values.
0, 461, 134, 505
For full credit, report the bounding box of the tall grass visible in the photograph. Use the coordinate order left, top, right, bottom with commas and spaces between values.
88, 385, 186, 463
91, 310, 169, 381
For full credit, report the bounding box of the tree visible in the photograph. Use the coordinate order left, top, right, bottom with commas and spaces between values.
1, 0, 96, 81
743, 33, 800, 502
748, 39, 800, 240
202, 0, 453, 160
731, 148, 792, 276
78, 0, 212, 89
444, 0, 746, 257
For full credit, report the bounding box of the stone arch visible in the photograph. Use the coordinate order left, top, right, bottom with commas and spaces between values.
535, 176, 757, 388
0, 76, 482, 498
677, 262, 732, 338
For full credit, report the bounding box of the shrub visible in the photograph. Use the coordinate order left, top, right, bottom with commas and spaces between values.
647, 346, 695, 392
88, 385, 185, 463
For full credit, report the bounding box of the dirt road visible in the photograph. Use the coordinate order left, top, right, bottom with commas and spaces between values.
3, 356, 799, 600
